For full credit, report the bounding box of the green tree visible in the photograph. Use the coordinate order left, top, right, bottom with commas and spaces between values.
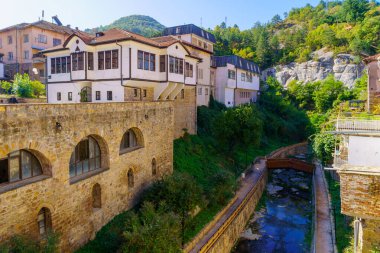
123, 202, 181, 253
212, 105, 263, 152
142, 173, 204, 246
0, 81, 14, 95
340, 0, 370, 22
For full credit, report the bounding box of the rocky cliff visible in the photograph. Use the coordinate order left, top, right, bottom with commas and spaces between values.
262, 50, 365, 88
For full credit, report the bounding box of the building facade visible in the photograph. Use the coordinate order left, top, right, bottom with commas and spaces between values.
0, 101, 174, 251
43, 28, 200, 138
0, 19, 76, 82
163, 24, 216, 106
212, 55, 260, 107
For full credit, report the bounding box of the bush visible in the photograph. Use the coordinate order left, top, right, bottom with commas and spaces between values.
1, 74, 46, 98
0, 233, 59, 253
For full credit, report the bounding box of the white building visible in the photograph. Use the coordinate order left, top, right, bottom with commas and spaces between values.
212, 55, 260, 107
43, 28, 199, 104
162, 24, 215, 106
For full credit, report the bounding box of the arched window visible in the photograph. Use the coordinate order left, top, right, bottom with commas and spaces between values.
80, 86, 92, 102
37, 207, 52, 237
0, 150, 43, 184
69, 136, 101, 178
152, 158, 157, 176
120, 129, 143, 154
128, 169, 134, 188
92, 183, 101, 209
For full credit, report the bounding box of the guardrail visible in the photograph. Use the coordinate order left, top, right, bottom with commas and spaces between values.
198, 167, 266, 253
336, 118, 380, 132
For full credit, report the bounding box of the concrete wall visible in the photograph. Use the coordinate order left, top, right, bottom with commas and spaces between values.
0, 101, 174, 251
348, 136, 380, 167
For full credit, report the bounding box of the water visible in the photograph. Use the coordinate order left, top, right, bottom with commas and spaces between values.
233, 169, 313, 253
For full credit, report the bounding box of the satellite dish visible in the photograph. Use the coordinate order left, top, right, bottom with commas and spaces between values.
32, 68, 38, 75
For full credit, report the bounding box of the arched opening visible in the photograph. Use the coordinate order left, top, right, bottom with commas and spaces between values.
0, 150, 43, 185
69, 136, 102, 179
128, 169, 134, 188
152, 158, 157, 176
80, 86, 92, 102
119, 128, 144, 154
92, 183, 101, 209
37, 207, 52, 237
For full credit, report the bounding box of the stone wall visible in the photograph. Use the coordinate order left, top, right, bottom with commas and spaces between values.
206, 170, 267, 253
0, 101, 174, 251
173, 85, 196, 139
339, 171, 380, 252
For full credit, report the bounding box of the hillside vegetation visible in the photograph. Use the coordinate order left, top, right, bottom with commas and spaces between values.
86, 15, 165, 37
211, 0, 380, 68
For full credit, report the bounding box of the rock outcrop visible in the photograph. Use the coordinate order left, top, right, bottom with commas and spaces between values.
262, 50, 365, 88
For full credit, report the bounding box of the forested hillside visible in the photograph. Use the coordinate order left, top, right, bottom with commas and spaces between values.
86, 15, 165, 37
211, 0, 380, 68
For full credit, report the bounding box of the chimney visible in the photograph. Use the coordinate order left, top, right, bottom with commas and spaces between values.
75, 27, 79, 31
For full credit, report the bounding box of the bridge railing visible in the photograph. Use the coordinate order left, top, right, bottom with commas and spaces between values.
335, 118, 380, 133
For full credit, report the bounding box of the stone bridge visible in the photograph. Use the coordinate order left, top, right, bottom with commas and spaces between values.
0, 101, 174, 251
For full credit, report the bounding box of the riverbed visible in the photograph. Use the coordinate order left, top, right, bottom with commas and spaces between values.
233, 169, 313, 253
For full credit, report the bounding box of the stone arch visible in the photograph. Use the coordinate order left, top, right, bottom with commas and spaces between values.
127, 168, 134, 188
69, 134, 109, 179
152, 158, 157, 176
0, 149, 51, 185
119, 127, 144, 153
37, 207, 52, 237
92, 183, 101, 209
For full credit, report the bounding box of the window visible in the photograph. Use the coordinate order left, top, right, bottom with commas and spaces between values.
228, 70, 236, 80
128, 169, 134, 188
143, 89, 147, 97
205, 88, 209, 96
24, 50, 29, 59
98, 50, 118, 70
51, 56, 70, 74
37, 208, 52, 237
105, 51, 111, 69
98, 51, 104, 70
88, 52, 94, 70
71, 52, 84, 71
185, 62, 193, 77
57, 92, 61, 101
0, 38, 2, 48
56, 58, 61, 74
137, 50, 155, 71
160, 55, 166, 72
80, 87, 92, 102
203, 42, 208, 49
152, 158, 157, 176
23, 34, 29, 43
0, 150, 43, 184
198, 87, 202, 95
8, 36, 12, 44
181, 89, 185, 99
96, 91, 101, 101
138, 51, 143, 69
39, 69, 44, 77
107, 91, 112, 101
169, 56, 184, 74
134, 89, 138, 97
92, 183, 101, 209
38, 34, 47, 44
112, 50, 118, 69
69, 136, 101, 179
68, 92, 72, 101
241, 73, 246, 82
8, 52, 13, 61
119, 128, 143, 154
198, 68, 203, 80
247, 73, 252, 82
53, 38, 61, 46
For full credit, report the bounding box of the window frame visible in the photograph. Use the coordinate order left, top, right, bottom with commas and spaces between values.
107, 91, 112, 101
68, 92, 72, 101
57, 92, 61, 101
119, 129, 142, 155
96, 91, 101, 101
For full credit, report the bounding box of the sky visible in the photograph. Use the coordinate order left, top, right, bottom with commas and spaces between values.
1, 0, 322, 31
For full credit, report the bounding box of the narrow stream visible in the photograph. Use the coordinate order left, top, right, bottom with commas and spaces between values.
233, 169, 313, 253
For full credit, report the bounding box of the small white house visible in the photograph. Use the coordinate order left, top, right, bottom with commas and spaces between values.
212, 55, 260, 107
43, 28, 200, 104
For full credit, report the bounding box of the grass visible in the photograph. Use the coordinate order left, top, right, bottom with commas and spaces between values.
77, 135, 291, 252
325, 171, 354, 253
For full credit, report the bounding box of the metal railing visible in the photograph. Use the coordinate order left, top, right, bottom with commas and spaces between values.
336, 118, 380, 132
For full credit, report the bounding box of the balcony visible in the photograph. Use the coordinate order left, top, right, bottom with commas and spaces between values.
335, 118, 380, 134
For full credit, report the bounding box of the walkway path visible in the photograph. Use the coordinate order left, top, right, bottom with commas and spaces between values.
314, 163, 336, 253
188, 158, 267, 253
